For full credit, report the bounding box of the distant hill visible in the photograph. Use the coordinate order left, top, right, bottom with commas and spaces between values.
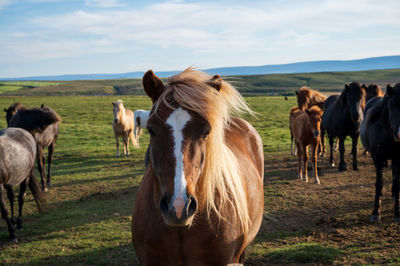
1, 55, 399, 81
1, 68, 400, 96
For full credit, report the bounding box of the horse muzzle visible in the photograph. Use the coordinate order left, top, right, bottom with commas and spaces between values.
313, 130, 320, 138
159, 193, 197, 227
393, 127, 400, 143
114, 118, 119, 123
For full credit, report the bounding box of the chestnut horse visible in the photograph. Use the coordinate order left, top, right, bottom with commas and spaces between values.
132, 68, 264, 265
361, 84, 400, 222
290, 106, 323, 184
365, 84, 384, 103
133, 109, 150, 148
112, 100, 138, 157
291, 87, 326, 155
5, 103, 60, 191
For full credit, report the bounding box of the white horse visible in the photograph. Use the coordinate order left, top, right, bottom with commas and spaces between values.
133, 110, 150, 148
112, 100, 138, 157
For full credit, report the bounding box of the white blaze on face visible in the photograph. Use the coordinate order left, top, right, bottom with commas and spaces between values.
166, 107, 191, 218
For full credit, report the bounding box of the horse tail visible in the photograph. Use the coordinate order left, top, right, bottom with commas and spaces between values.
28, 175, 46, 212
130, 130, 139, 148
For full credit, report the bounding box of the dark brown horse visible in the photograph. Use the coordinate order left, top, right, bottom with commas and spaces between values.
322, 82, 366, 171
5, 103, 60, 191
0, 108, 59, 243
290, 106, 323, 184
132, 68, 264, 265
361, 83, 400, 222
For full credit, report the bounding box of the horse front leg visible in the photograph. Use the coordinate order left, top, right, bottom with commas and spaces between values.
37, 146, 47, 192
328, 134, 335, 167
371, 158, 384, 221
0, 185, 17, 243
5, 185, 15, 225
16, 179, 27, 229
115, 133, 120, 157
338, 136, 347, 171
297, 142, 303, 180
124, 132, 130, 157
351, 133, 359, 170
393, 160, 400, 222
46, 141, 55, 188
311, 143, 320, 184
320, 128, 325, 157
303, 145, 309, 182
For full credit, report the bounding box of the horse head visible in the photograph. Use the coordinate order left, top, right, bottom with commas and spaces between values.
142, 70, 221, 227
4, 103, 24, 126
343, 82, 366, 124
386, 84, 400, 142
295, 88, 311, 110
366, 84, 383, 102
306, 106, 323, 138
112, 100, 124, 124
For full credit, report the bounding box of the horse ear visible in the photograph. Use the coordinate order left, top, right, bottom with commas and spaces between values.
4, 108, 7, 112
345, 84, 350, 91
40, 104, 44, 108
295, 91, 299, 96
112, 102, 115, 106
206, 74, 222, 91
362, 84, 367, 89
387, 84, 393, 97
143, 70, 165, 103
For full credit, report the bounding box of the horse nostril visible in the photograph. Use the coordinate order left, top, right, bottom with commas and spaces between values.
159, 194, 170, 215
187, 196, 197, 217
313, 130, 320, 137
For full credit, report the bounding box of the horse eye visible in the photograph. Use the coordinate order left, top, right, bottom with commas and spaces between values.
202, 130, 210, 139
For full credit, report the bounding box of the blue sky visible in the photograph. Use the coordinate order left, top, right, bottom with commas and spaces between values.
0, 0, 399, 78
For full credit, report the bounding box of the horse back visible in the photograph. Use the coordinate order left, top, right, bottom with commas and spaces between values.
0, 128, 36, 186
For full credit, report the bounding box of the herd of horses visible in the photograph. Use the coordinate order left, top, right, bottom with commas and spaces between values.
290, 83, 400, 223
0, 68, 399, 265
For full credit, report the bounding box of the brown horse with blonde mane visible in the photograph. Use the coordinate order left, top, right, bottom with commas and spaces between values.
290, 106, 323, 184
132, 68, 264, 265
291, 87, 326, 155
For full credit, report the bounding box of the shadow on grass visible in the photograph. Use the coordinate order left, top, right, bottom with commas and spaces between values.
0, 184, 139, 246
11, 244, 139, 266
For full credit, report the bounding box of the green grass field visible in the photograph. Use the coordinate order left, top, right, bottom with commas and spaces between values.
0, 95, 399, 265
2, 68, 400, 96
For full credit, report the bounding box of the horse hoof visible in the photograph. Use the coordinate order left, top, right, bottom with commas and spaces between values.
116, 153, 120, 158
353, 165, 358, 171
315, 180, 320, 184
46, 182, 52, 188
370, 215, 380, 222
339, 165, 347, 171
394, 217, 400, 223
42, 187, 48, 192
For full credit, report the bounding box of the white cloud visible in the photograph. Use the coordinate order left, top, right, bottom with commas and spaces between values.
85, 0, 124, 8
1, 0, 400, 74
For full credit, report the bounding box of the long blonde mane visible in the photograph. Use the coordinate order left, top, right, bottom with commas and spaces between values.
157, 68, 253, 233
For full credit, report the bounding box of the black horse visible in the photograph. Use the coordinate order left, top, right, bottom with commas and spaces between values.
360, 83, 400, 222
322, 82, 366, 171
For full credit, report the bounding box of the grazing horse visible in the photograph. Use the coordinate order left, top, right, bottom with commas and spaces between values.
361, 84, 400, 222
290, 106, 323, 184
133, 109, 150, 148
322, 82, 366, 171
112, 100, 138, 157
132, 68, 264, 265
6, 103, 60, 191
1, 108, 59, 243
365, 84, 384, 103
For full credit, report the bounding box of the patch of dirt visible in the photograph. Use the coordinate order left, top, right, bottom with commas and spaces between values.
251, 150, 400, 265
